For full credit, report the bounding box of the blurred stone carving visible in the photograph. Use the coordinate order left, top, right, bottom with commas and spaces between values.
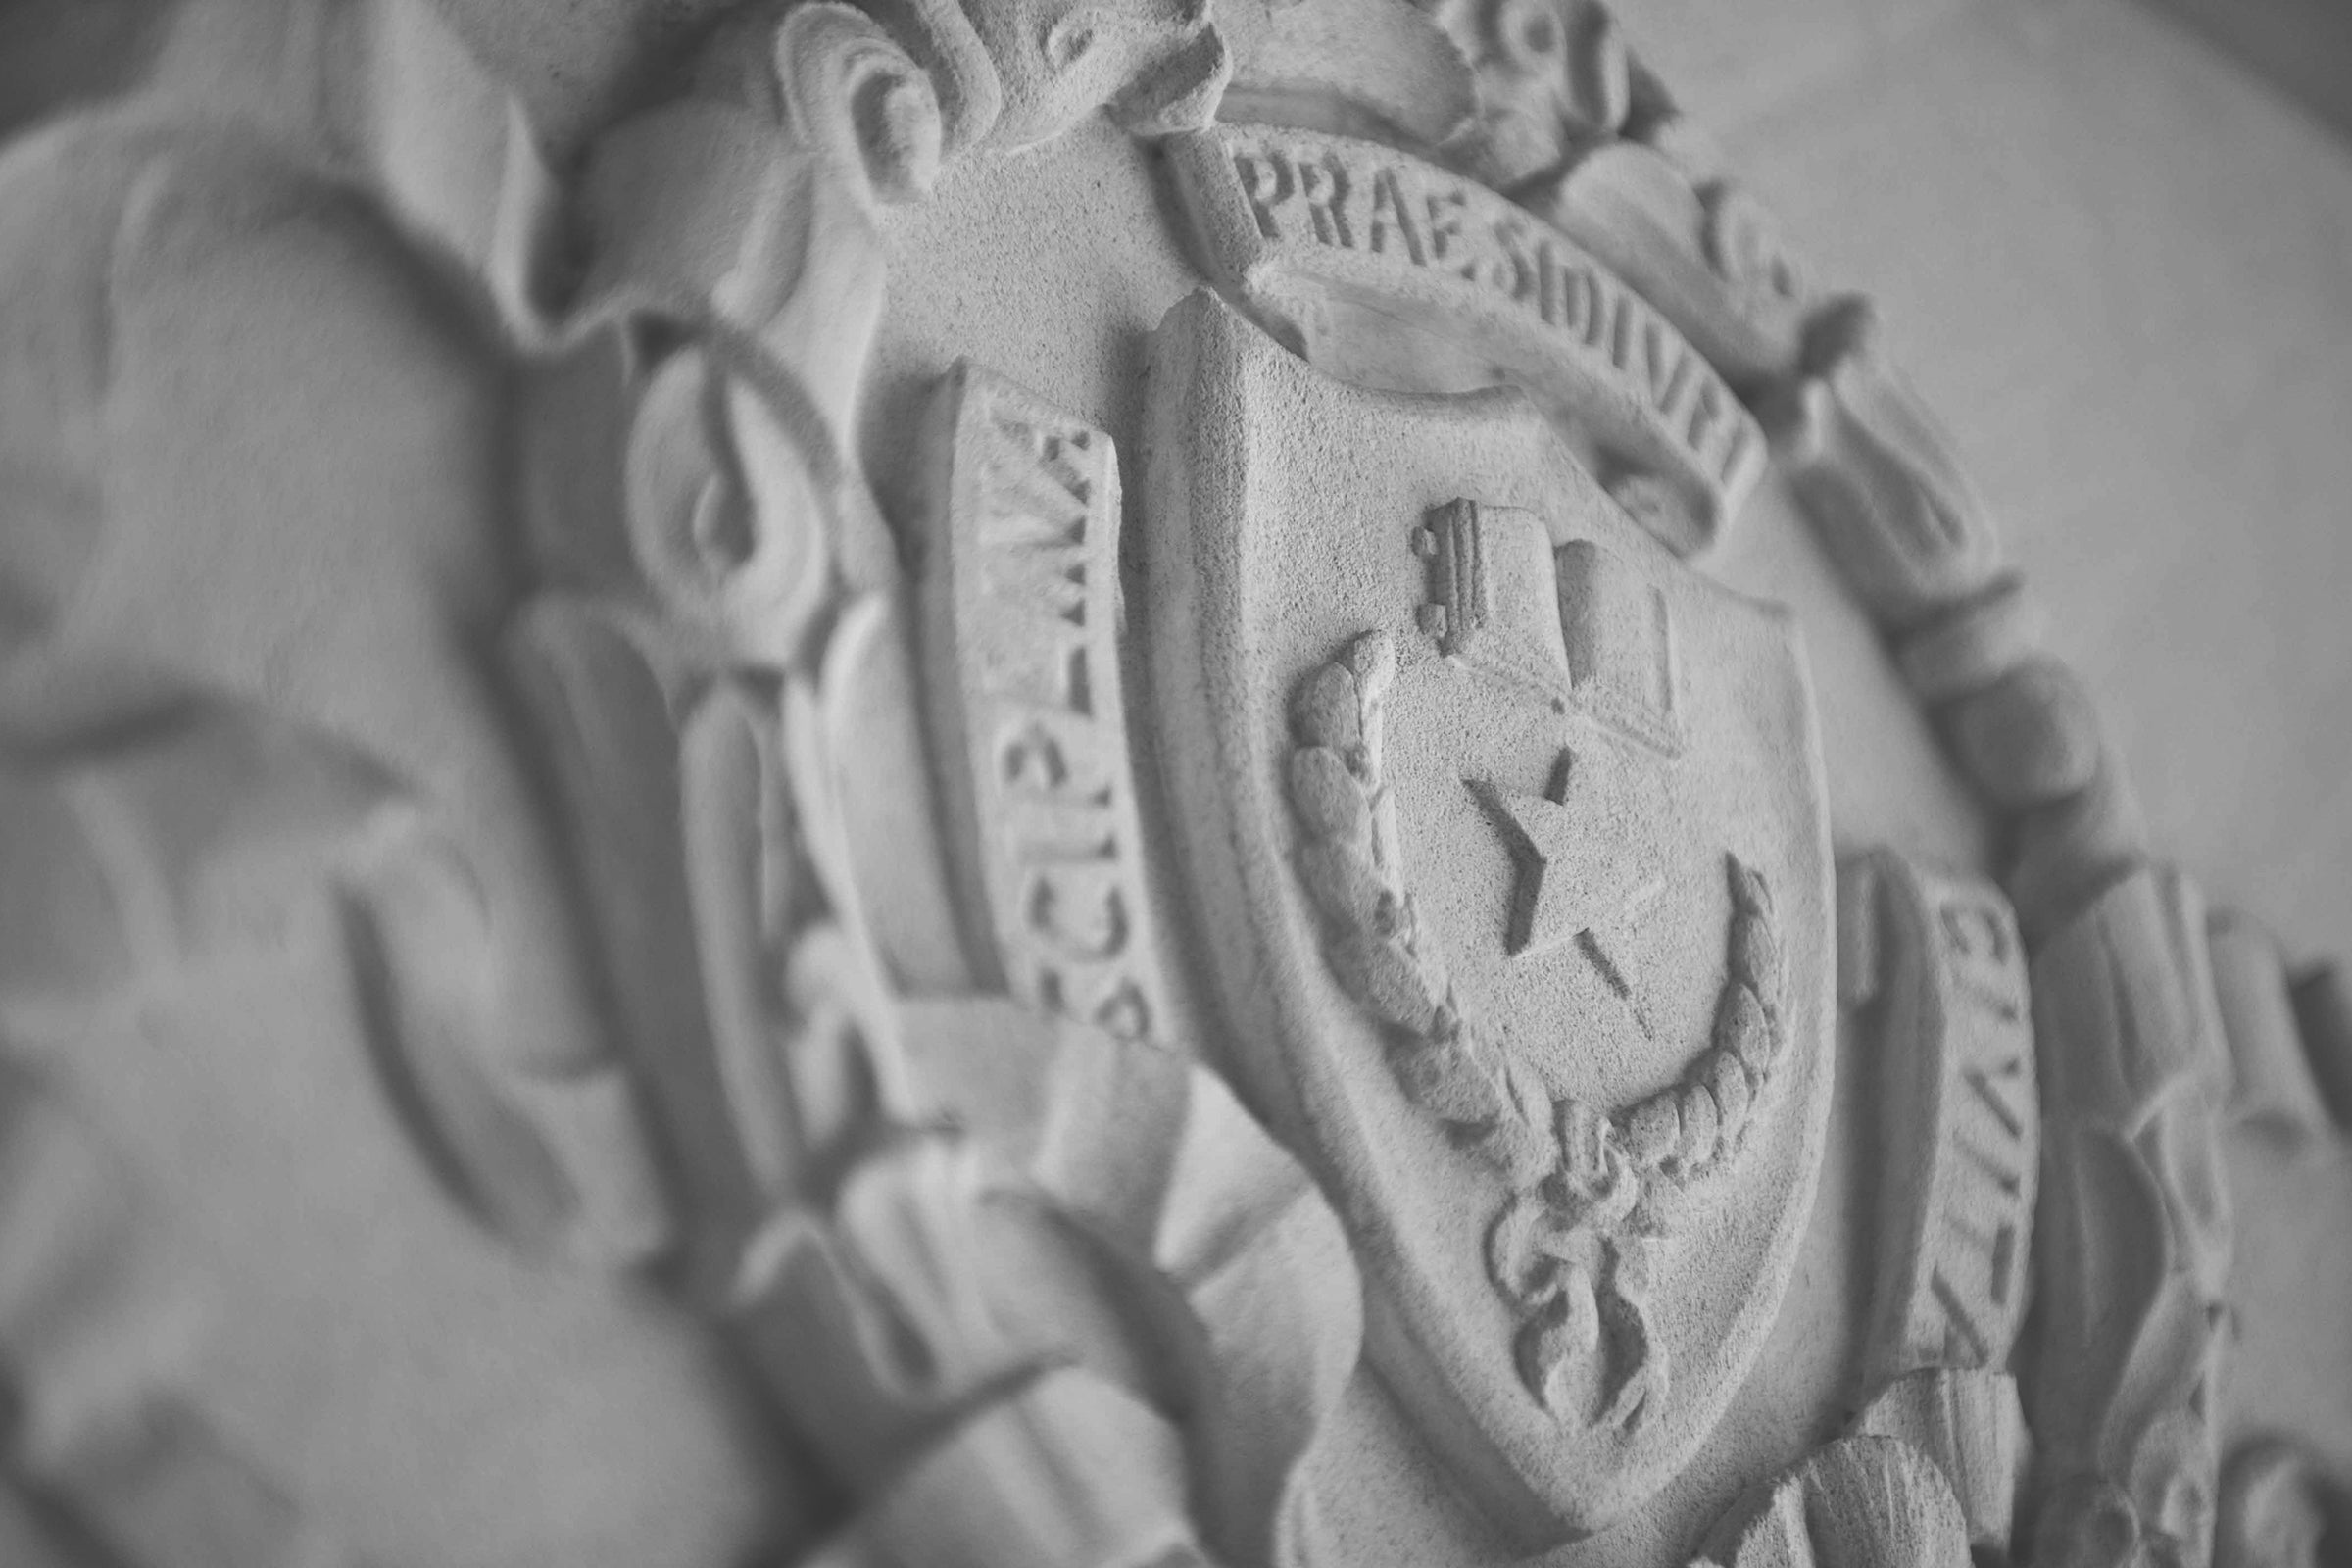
2026, 868, 2234, 1568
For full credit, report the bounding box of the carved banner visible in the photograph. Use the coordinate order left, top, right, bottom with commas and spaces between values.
1167, 122, 1766, 556
2026, 868, 2232, 1568
1839, 852, 2038, 1389
1143, 290, 1831, 1546
918, 364, 1175, 1046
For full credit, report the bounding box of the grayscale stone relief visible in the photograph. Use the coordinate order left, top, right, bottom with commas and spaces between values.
0, 2, 2348, 1567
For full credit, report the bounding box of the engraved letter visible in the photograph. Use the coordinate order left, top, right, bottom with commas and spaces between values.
1367, 168, 1428, 264
1234, 149, 1294, 240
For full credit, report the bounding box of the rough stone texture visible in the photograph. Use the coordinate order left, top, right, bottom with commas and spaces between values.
0, 1, 2348, 1566
1946, 659, 2104, 809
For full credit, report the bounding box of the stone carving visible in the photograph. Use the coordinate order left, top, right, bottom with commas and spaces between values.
1859, 554, 2148, 945
2215, 1441, 2345, 1568
2207, 909, 2331, 1149
2287, 963, 2352, 1133
866, 0, 1229, 153
1945, 659, 2107, 810
917, 364, 1178, 1044
1852, 1369, 2028, 1554
729, 1012, 1361, 1568
566, 3, 943, 653
1837, 852, 2037, 1389
1523, 144, 1811, 387
1697, 1435, 1973, 1568
1285, 628, 1787, 1429
1411, 501, 1687, 756
1422, 0, 1633, 191
1145, 288, 1831, 1544
1760, 299, 2004, 630
520, 489, 1360, 1568
0, 696, 757, 1568
1218, 0, 1476, 149
499, 0, 985, 1310
1167, 122, 1766, 554
0, 2, 2338, 1564
2026, 867, 2234, 1568
1417, 497, 1496, 657
1896, 573, 2042, 707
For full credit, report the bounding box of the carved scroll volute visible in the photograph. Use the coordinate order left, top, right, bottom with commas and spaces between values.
1762, 297, 2003, 628
581, 5, 942, 667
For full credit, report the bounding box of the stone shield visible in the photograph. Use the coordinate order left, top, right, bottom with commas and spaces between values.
1141, 291, 1834, 1544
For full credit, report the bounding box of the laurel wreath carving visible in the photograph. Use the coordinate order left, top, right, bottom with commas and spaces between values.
1286, 629, 1788, 1430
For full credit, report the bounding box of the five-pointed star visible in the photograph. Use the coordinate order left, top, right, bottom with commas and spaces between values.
1470, 749, 1663, 959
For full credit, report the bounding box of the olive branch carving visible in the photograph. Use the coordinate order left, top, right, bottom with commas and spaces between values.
1286, 630, 1788, 1429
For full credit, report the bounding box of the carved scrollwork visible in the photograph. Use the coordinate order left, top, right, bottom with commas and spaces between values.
1424, 0, 1632, 191
1285, 628, 1787, 1426
860, 0, 1230, 154
0, 0, 2325, 1561
563, 3, 945, 672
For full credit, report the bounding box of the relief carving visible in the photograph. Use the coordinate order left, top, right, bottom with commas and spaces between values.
2026, 868, 2234, 1568
1697, 1435, 1973, 1568
1759, 298, 2004, 629
1838, 852, 2038, 1390
1145, 289, 1832, 1544
1167, 122, 1766, 554
860, 0, 1229, 153
917, 365, 1178, 1045
568, 2, 944, 657
0, 3, 2334, 1565
1522, 144, 1811, 386
1422, 0, 1633, 191
2215, 1442, 2346, 1568
1285, 627, 1788, 1428
730, 1022, 1361, 1568
2207, 910, 2331, 1149
1218, 0, 1476, 149
1852, 1369, 2029, 1554
2288, 963, 2352, 1134
0, 699, 742, 1568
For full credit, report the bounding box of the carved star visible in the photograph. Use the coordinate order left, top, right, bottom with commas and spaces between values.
1470, 749, 1663, 960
